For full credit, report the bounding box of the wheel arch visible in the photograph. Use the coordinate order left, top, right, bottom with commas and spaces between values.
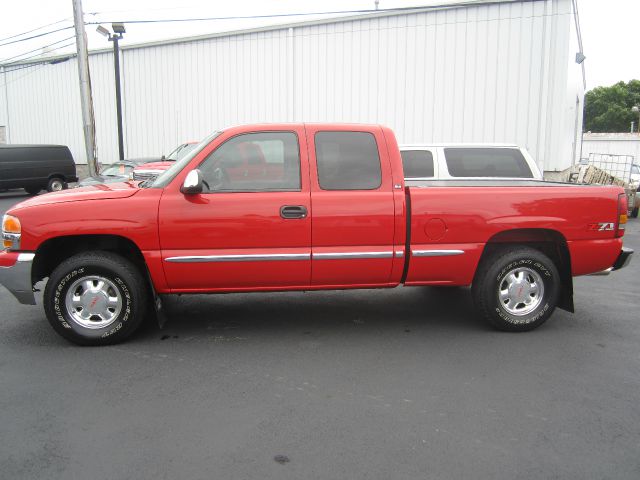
478, 228, 574, 313
32, 234, 148, 286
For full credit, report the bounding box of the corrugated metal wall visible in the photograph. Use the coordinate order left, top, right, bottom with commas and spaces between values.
581, 134, 640, 163
0, 0, 583, 172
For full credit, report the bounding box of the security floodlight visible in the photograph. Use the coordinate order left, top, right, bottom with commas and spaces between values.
575, 52, 586, 64
96, 25, 110, 37
112, 23, 126, 34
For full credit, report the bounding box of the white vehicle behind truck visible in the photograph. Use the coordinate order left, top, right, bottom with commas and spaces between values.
399, 144, 542, 181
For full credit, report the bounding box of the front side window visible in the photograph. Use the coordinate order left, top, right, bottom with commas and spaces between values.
401, 150, 434, 178
444, 148, 533, 178
315, 131, 382, 190
198, 132, 301, 192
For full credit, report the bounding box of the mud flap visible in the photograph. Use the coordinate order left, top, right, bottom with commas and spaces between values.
144, 267, 168, 328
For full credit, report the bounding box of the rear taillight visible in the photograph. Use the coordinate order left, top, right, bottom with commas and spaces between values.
616, 193, 628, 238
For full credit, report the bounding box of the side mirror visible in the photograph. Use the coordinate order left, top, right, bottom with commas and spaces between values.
181, 169, 204, 194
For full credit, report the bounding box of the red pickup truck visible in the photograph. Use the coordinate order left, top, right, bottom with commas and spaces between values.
0, 123, 633, 345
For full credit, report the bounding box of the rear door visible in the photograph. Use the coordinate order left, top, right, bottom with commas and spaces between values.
306, 125, 398, 287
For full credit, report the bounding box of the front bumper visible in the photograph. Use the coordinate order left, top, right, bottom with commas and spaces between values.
612, 247, 633, 271
0, 251, 36, 305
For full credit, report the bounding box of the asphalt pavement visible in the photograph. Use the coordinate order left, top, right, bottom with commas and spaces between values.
1, 190, 639, 479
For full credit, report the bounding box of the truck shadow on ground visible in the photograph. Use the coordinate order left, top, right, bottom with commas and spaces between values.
134, 286, 491, 342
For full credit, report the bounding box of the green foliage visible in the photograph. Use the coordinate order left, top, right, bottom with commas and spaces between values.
583, 80, 640, 132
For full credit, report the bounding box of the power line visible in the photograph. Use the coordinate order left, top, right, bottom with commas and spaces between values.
0, 63, 49, 88
0, 25, 75, 48
0, 36, 76, 65
0, 18, 70, 43
1, 45, 76, 73
83, 5, 432, 25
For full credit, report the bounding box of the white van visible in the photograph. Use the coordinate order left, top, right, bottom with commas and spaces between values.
399, 144, 543, 181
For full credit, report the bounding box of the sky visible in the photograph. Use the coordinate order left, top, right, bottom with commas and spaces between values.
0, 0, 638, 91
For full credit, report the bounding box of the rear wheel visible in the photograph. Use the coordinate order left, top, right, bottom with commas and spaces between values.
44, 251, 148, 345
47, 177, 67, 192
472, 247, 560, 331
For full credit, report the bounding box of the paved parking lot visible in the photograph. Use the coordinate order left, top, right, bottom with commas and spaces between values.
1, 190, 639, 479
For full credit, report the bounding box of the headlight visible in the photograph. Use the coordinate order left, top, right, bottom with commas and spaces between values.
2, 214, 21, 250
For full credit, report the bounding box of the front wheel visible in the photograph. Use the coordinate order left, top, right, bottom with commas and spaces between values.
44, 251, 148, 345
472, 247, 560, 332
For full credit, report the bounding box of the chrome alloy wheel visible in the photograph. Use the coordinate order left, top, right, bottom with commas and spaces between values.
498, 267, 545, 316
64, 276, 123, 329
50, 179, 64, 191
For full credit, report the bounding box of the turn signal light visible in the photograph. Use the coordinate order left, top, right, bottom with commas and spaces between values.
2, 215, 21, 250
2, 214, 21, 234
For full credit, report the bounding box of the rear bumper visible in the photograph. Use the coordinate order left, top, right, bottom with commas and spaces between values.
0, 251, 36, 305
612, 247, 633, 271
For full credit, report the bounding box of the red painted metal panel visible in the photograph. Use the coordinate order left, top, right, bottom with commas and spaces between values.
305, 124, 399, 286
157, 124, 312, 290
568, 239, 623, 276
406, 184, 625, 284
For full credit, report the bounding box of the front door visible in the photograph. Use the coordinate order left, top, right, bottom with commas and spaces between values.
158, 128, 311, 291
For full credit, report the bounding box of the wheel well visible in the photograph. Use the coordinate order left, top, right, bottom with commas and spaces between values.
32, 235, 147, 285
479, 228, 574, 313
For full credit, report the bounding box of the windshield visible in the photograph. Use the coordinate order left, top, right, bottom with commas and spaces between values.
167, 143, 197, 161
100, 163, 134, 176
147, 132, 221, 188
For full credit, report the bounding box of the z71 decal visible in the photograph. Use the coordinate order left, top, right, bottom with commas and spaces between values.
588, 222, 615, 232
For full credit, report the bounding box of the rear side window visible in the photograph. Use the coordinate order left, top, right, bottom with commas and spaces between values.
315, 131, 382, 190
401, 150, 434, 178
444, 148, 533, 178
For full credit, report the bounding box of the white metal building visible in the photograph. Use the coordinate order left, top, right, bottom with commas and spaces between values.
0, 0, 585, 173
581, 133, 640, 164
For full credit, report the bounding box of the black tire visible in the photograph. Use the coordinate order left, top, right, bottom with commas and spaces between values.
472, 247, 560, 332
47, 177, 67, 192
24, 186, 41, 195
631, 207, 639, 219
44, 251, 148, 346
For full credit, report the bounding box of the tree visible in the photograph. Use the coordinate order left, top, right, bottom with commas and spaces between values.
583, 80, 640, 132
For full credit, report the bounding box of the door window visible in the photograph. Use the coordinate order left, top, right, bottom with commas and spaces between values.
198, 132, 301, 192
315, 131, 382, 190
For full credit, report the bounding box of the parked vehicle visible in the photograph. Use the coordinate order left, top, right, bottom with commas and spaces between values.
400, 144, 542, 180
0, 145, 78, 194
77, 160, 140, 187
131, 142, 198, 182
0, 123, 633, 346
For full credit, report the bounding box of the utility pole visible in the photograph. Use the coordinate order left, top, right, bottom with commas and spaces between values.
72, 0, 98, 177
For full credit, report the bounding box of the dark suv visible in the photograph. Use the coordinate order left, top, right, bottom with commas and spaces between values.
0, 145, 78, 194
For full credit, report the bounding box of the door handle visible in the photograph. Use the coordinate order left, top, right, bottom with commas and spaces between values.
280, 205, 308, 219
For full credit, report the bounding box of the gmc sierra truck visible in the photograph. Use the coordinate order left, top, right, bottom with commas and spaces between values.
0, 123, 633, 345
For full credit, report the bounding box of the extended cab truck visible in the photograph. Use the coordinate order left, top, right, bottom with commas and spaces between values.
0, 123, 633, 346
